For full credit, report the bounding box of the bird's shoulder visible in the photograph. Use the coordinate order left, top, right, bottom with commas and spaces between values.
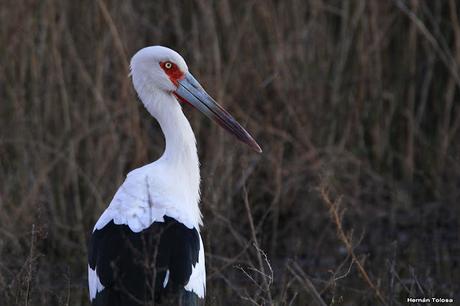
92, 165, 164, 232
94, 163, 199, 233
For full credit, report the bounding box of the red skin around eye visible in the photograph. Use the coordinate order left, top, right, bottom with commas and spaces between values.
160, 62, 185, 86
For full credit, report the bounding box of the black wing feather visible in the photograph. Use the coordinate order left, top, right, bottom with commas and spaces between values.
88, 217, 202, 306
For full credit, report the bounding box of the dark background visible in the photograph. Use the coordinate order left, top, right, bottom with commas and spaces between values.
0, 0, 459, 305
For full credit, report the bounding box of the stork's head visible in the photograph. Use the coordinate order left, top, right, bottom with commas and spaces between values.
130, 46, 262, 153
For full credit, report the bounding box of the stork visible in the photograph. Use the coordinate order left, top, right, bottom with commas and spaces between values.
88, 46, 261, 306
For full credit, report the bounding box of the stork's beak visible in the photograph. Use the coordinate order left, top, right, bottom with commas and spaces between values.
175, 72, 262, 153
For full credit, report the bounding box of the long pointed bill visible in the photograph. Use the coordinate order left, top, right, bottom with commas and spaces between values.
175, 72, 262, 153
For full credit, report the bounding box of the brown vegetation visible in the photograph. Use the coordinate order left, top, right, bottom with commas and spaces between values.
0, 0, 459, 305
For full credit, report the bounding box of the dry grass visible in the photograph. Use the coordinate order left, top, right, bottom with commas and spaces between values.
1, 0, 459, 305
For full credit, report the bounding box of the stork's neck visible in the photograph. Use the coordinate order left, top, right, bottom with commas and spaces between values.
139, 90, 201, 214
144, 90, 199, 168
156, 95, 199, 168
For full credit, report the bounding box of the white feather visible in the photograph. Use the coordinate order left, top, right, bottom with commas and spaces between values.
163, 270, 170, 288
88, 265, 104, 301
185, 234, 206, 298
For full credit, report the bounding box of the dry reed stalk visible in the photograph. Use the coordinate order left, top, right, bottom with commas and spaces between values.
320, 186, 388, 306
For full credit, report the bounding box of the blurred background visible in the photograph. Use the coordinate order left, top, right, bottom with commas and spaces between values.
1, 0, 459, 305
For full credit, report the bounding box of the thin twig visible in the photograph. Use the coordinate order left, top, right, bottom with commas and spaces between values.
25, 224, 36, 306
287, 261, 328, 306
243, 186, 273, 304
320, 186, 388, 306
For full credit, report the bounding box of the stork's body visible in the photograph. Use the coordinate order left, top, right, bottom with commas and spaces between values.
88, 46, 260, 306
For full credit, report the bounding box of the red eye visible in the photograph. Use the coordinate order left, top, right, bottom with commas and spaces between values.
160, 61, 184, 85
